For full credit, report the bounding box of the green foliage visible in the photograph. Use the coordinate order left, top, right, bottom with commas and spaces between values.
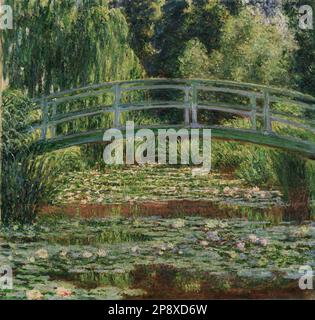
1, 90, 60, 224
271, 151, 311, 221
212, 141, 252, 173
2, 91, 39, 157
123, 0, 164, 75
220, 0, 243, 15
39, 147, 87, 173
211, 140, 275, 188
211, 118, 270, 183
2, 155, 58, 224
208, 8, 296, 85
3, 0, 146, 165
273, 152, 307, 201
152, 0, 229, 77
4, 0, 145, 96
176, 38, 211, 78
283, 0, 315, 96
80, 144, 106, 169
153, 0, 192, 77
236, 149, 275, 187
2, 146, 87, 224
189, 0, 229, 53
307, 161, 315, 217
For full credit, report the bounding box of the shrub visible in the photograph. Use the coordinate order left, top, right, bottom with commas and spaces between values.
1, 90, 60, 224
2, 154, 57, 224
271, 151, 311, 221
307, 160, 315, 218
39, 147, 86, 173
208, 8, 296, 86
212, 141, 251, 173
236, 148, 275, 187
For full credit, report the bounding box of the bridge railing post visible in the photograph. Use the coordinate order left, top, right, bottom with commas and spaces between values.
263, 90, 272, 133
51, 103, 57, 139
41, 101, 48, 140
113, 84, 121, 128
184, 87, 190, 126
250, 95, 257, 130
191, 83, 198, 127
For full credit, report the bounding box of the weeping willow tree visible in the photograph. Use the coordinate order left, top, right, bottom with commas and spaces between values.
2, 0, 146, 178
3, 0, 145, 97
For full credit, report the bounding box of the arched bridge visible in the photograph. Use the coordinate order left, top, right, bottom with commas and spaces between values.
30, 79, 315, 159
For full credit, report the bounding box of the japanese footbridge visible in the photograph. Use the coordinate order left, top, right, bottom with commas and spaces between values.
29, 79, 315, 159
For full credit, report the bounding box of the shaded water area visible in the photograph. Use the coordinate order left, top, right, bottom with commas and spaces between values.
0, 214, 314, 300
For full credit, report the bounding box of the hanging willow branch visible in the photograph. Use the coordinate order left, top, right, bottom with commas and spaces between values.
3, 0, 145, 97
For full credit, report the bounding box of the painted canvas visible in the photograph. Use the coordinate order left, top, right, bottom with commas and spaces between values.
0, 0, 314, 304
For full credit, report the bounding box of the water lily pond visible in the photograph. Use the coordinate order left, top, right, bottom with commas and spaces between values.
0, 215, 314, 300
54, 166, 284, 208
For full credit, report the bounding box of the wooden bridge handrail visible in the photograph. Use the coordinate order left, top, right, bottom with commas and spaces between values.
27, 79, 315, 159
33, 78, 315, 105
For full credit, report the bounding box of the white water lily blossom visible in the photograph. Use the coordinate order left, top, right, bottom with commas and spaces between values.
35, 249, 49, 259
171, 219, 185, 229
200, 240, 209, 247
131, 246, 140, 254
97, 249, 107, 257
28, 256, 36, 263
26, 290, 43, 300
59, 250, 68, 257
248, 234, 259, 243
82, 251, 93, 258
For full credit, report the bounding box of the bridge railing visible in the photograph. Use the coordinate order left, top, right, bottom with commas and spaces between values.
29, 79, 315, 154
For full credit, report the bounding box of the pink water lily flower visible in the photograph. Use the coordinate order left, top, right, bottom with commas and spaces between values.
259, 238, 268, 247
56, 287, 72, 298
236, 242, 246, 251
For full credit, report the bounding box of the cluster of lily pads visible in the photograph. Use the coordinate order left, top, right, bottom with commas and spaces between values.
0, 215, 314, 299
54, 166, 283, 207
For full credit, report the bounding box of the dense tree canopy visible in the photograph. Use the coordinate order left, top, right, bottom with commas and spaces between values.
207, 9, 296, 85
122, 0, 164, 75
176, 38, 211, 78
283, 0, 315, 95
3, 0, 144, 97
123, 0, 232, 77
4, 0, 313, 91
